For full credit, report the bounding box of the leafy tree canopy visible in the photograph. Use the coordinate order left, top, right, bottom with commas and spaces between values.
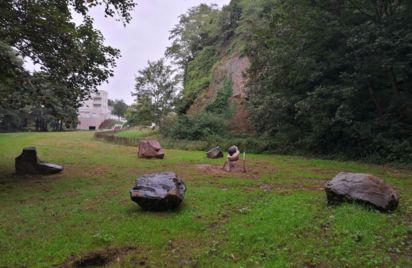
163, 0, 412, 163
245, 0, 412, 162
111, 99, 128, 119
128, 59, 179, 125
165, 4, 220, 72
0, 0, 136, 131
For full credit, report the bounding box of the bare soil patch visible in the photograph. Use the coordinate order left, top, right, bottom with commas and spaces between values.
194, 164, 260, 178
61, 246, 137, 267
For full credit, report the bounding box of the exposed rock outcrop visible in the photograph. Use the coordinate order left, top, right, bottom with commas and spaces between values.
188, 53, 254, 134
325, 172, 398, 211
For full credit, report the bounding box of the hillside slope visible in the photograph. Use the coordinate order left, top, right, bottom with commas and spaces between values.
167, 0, 412, 163
186, 51, 253, 133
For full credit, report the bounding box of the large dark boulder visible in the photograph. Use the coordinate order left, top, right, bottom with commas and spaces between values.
207, 146, 223, 159
15, 147, 63, 175
138, 140, 164, 159
130, 172, 186, 211
325, 172, 398, 211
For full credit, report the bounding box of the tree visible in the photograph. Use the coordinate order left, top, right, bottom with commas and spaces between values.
126, 95, 156, 126
1, 70, 80, 131
165, 4, 220, 83
0, 40, 28, 130
0, 0, 136, 131
245, 0, 412, 162
111, 99, 128, 120
130, 59, 179, 124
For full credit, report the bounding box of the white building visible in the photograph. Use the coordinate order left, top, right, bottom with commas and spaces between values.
77, 90, 112, 130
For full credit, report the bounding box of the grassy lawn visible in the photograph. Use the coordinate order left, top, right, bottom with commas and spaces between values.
0, 131, 411, 267
113, 127, 155, 139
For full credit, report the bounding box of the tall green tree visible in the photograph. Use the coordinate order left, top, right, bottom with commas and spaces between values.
165, 4, 220, 83
111, 99, 128, 120
246, 0, 412, 162
130, 59, 179, 125
0, 0, 136, 131
126, 95, 156, 126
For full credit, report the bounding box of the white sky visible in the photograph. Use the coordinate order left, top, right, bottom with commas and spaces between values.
80, 0, 230, 104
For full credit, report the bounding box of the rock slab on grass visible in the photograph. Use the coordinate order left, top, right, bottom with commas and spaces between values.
130, 172, 186, 211
138, 139, 164, 159
325, 172, 398, 211
15, 147, 63, 175
207, 146, 223, 159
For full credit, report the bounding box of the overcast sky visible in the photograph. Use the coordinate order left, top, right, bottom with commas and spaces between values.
83, 0, 230, 104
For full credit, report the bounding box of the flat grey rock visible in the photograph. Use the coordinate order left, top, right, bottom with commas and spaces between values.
325, 172, 398, 211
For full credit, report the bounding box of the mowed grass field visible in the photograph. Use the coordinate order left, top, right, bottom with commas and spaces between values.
0, 132, 411, 267
112, 128, 154, 139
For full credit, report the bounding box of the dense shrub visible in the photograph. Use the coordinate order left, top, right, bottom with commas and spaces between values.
245, 0, 412, 164
160, 112, 227, 140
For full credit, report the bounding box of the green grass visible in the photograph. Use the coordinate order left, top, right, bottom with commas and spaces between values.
0, 132, 411, 267
112, 127, 155, 139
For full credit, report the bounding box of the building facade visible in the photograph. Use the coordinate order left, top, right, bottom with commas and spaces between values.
77, 90, 112, 130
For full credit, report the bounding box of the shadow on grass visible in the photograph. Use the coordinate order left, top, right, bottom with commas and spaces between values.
124, 202, 187, 216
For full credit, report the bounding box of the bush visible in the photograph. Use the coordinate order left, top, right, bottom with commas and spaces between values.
160, 112, 228, 140
159, 112, 277, 153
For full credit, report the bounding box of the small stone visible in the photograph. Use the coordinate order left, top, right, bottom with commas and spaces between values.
325, 172, 398, 211
130, 172, 186, 211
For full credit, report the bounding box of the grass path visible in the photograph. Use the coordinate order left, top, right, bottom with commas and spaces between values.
0, 131, 411, 267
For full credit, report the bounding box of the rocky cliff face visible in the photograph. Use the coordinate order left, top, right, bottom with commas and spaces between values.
187, 52, 254, 133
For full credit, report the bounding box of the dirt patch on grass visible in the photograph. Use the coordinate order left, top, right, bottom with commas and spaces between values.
194, 164, 260, 178
61, 246, 137, 267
